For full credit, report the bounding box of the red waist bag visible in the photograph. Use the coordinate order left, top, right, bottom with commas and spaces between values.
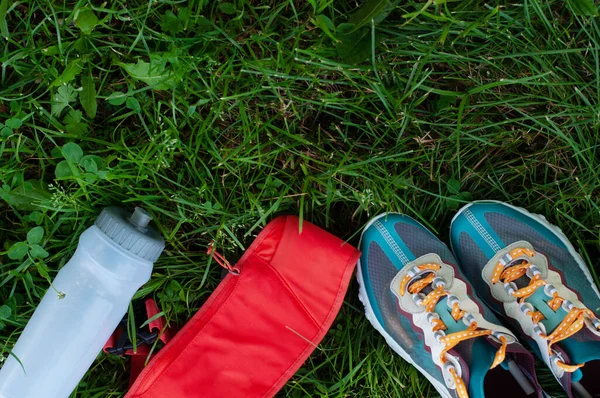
126, 215, 360, 398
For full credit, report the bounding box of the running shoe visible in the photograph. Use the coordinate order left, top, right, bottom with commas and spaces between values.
450, 201, 600, 398
358, 213, 542, 398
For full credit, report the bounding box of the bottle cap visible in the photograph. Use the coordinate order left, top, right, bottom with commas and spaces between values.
94, 207, 165, 262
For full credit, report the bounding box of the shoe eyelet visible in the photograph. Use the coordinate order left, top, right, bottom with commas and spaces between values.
431, 276, 446, 289
490, 331, 515, 345
561, 300, 574, 312
412, 293, 425, 306
543, 284, 557, 297
504, 282, 517, 295
499, 253, 513, 266
549, 351, 566, 377
526, 265, 541, 278
433, 330, 446, 342
407, 266, 421, 278
426, 312, 440, 324
520, 302, 534, 316
462, 313, 476, 327
446, 294, 459, 308
533, 323, 546, 336
442, 356, 462, 390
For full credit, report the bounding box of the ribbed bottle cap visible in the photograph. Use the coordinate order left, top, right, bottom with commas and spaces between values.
94, 207, 165, 262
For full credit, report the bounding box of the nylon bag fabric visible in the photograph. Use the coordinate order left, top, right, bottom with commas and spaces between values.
126, 215, 360, 398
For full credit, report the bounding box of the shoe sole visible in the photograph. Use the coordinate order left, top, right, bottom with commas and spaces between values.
450, 200, 600, 299
356, 212, 452, 398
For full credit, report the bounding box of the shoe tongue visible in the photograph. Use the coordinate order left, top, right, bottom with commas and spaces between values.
451, 339, 498, 398
433, 299, 498, 398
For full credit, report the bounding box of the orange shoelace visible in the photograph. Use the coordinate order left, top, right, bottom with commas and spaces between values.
490, 247, 600, 372
399, 263, 508, 398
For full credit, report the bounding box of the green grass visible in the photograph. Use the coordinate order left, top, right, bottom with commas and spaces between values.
1, 0, 600, 396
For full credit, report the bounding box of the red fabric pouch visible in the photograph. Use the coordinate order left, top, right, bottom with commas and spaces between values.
126, 215, 360, 398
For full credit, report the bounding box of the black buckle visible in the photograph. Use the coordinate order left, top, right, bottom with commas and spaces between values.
105, 301, 158, 356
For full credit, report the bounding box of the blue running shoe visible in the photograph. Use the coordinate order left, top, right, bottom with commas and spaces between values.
450, 201, 600, 398
358, 213, 542, 398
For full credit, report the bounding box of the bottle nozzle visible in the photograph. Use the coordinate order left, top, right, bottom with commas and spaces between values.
129, 207, 152, 229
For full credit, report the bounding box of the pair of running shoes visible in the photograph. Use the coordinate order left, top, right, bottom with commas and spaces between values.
358, 201, 600, 398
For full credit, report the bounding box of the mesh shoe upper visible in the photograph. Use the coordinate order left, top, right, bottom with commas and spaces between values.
359, 213, 540, 398
450, 201, 600, 397
451, 203, 600, 314
361, 217, 451, 393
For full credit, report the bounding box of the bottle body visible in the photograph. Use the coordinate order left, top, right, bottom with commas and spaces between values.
0, 225, 153, 398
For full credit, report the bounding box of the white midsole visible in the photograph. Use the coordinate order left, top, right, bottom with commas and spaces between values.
450, 200, 600, 299
357, 212, 451, 398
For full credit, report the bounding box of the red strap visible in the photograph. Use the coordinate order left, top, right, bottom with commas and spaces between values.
129, 345, 151, 386
145, 298, 174, 344
103, 332, 116, 354
103, 298, 174, 387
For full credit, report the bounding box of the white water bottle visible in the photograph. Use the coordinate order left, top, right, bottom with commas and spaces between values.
0, 207, 165, 398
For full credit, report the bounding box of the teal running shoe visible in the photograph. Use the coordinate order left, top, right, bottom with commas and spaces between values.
450, 201, 600, 398
358, 213, 542, 398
